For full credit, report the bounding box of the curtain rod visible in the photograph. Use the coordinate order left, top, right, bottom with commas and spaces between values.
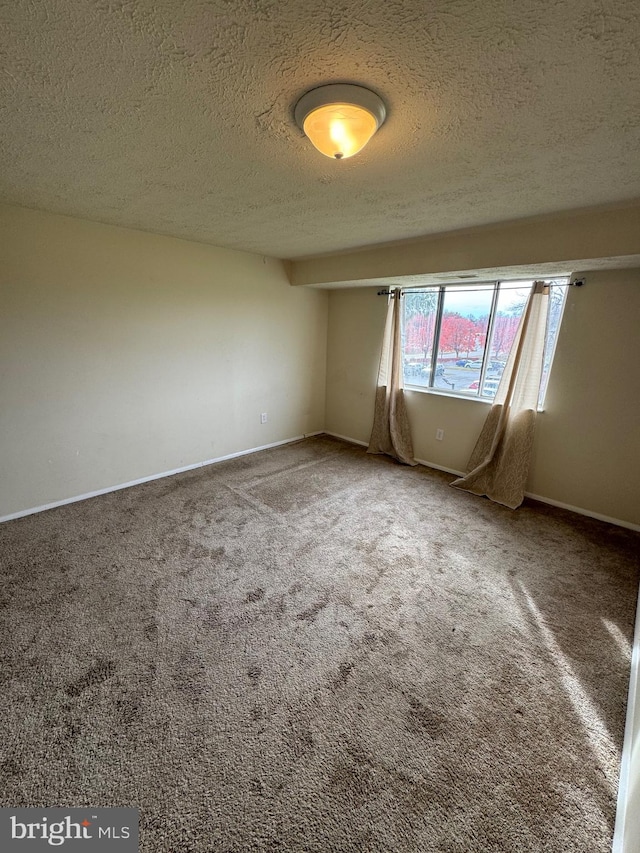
377, 279, 584, 296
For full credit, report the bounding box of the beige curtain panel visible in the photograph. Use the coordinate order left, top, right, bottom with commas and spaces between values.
367, 290, 416, 466
451, 281, 550, 509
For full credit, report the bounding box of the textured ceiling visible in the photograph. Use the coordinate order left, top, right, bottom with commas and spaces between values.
2, 0, 640, 259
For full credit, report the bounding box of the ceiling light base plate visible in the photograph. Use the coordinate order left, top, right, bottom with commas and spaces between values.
294, 84, 386, 131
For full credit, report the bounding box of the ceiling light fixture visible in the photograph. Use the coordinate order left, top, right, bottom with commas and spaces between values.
294, 84, 386, 160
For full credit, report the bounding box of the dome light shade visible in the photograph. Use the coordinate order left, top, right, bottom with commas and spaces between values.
294, 84, 386, 160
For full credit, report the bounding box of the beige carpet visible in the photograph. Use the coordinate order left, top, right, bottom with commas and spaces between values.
0, 435, 638, 852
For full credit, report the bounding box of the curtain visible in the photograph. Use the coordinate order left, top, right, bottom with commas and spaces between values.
367, 290, 416, 466
451, 281, 550, 509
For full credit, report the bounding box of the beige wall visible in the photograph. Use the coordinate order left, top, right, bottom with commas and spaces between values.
0, 204, 328, 517
2, 202, 638, 527
326, 270, 640, 527
527, 269, 640, 524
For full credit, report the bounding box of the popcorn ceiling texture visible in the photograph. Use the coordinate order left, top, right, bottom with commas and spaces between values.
1, 0, 640, 257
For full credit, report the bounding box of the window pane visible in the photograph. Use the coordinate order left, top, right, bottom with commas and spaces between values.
402, 288, 438, 387
436, 285, 494, 396
538, 282, 568, 407
485, 282, 530, 395
401, 278, 568, 401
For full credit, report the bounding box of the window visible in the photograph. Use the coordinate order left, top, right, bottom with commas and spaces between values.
401, 278, 568, 407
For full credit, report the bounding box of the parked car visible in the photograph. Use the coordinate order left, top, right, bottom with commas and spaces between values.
421, 364, 445, 377
468, 378, 500, 396
403, 361, 424, 378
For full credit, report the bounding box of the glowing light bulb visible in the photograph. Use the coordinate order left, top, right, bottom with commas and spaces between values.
330, 118, 349, 147
295, 84, 386, 160
303, 103, 379, 159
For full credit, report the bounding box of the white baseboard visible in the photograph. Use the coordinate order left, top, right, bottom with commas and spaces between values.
0, 434, 317, 524
325, 431, 639, 532
523, 492, 640, 533
324, 433, 463, 482
324, 431, 368, 448
414, 456, 465, 477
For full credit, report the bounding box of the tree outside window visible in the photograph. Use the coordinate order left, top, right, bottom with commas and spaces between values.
401, 279, 568, 403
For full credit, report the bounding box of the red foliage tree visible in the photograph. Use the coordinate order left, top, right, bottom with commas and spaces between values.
439, 313, 479, 357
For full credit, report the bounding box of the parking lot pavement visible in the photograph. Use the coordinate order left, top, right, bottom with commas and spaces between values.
404, 363, 504, 394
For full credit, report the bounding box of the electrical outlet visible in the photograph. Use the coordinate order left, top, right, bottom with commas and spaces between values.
260, 413, 268, 424
436, 428, 444, 441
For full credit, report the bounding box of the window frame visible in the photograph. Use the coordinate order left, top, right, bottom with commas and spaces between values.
401, 278, 568, 409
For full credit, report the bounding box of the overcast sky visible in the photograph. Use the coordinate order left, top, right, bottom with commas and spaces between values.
445, 282, 533, 317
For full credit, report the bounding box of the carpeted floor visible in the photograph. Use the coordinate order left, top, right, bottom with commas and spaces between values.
1, 435, 638, 852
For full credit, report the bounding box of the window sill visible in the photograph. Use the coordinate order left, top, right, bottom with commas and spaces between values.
404, 385, 493, 404
404, 384, 546, 413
